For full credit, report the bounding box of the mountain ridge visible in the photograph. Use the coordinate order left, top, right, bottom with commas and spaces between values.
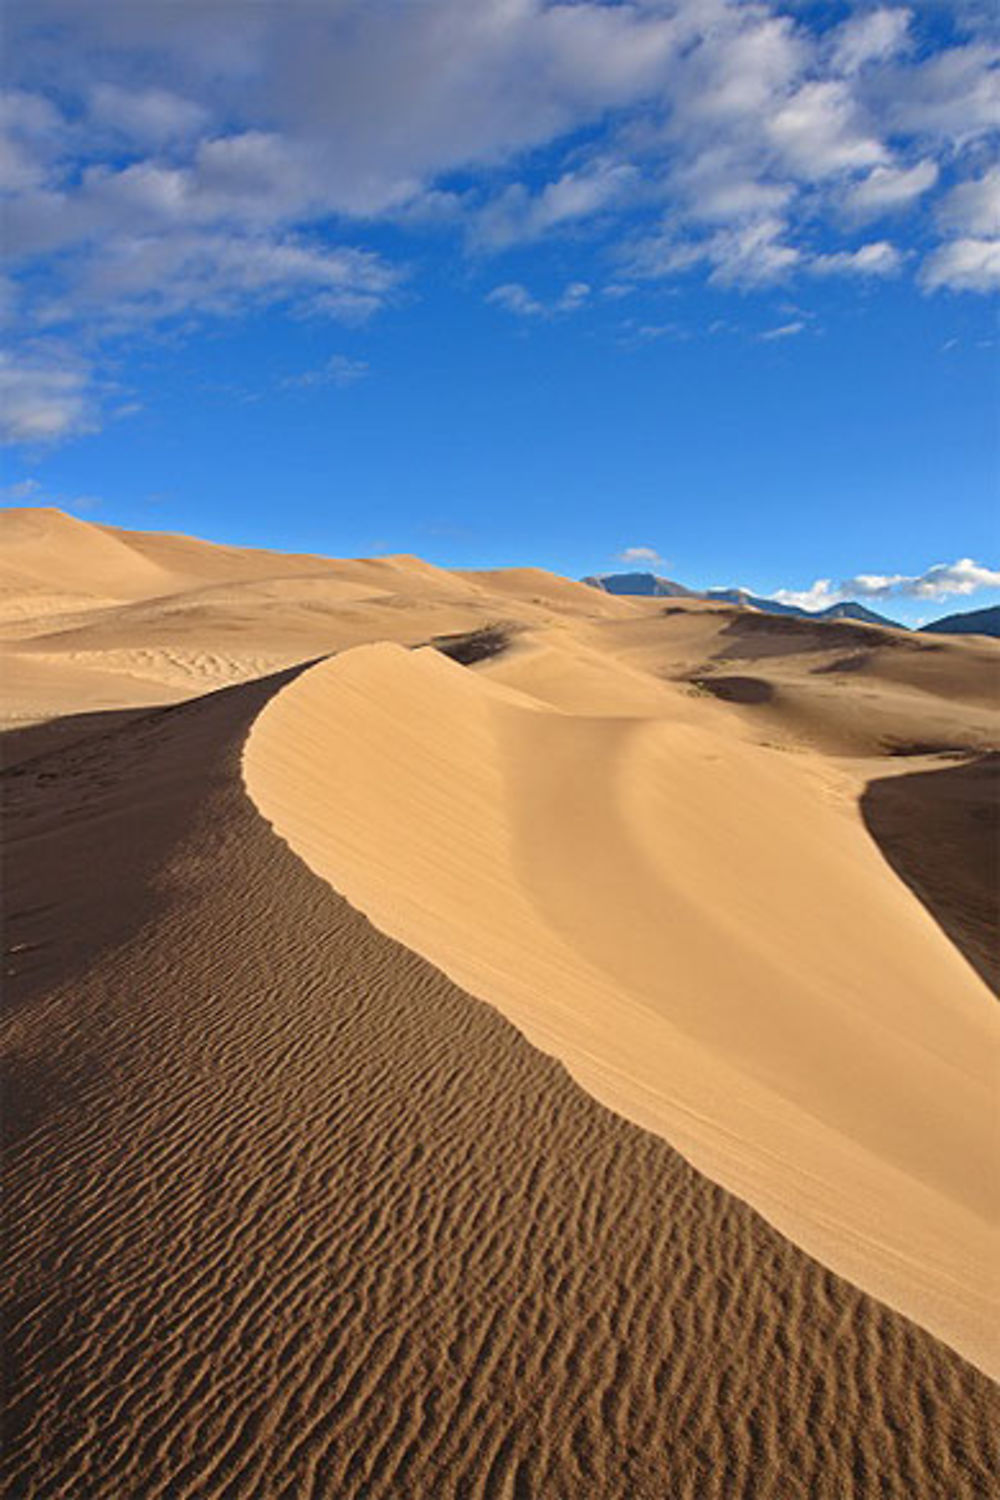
582, 572, 1000, 633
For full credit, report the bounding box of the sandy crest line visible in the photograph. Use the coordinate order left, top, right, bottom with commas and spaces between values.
243, 642, 999, 1377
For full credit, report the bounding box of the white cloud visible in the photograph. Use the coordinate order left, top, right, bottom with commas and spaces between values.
921, 237, 1000, 292
282, 354, 370, 389
0, 350, 100, 444
847, 560, 1000, 598
90, 84, 209, 145
879, 43, 1000, 144
708, 218, 801, 286
759, 320, 806, 340
810, 241, 902, 276
486, 280, 590, 317
832, 9, 912, 77
772, 558, 1000, 610
844, 160, 938, 218
474, 157, 640, 248
487, 282, 546, 318
45, 232, 400, 330
617, 546, 663, 567
768, 81, 886, 177
937, 168, 1000, 238
771, 578, 839, 612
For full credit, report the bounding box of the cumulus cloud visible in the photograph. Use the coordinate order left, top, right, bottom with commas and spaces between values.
936, 167, 1000, 237
843, 160, 938, 218
772, 559, 1000, 610
616, 546, 664, 567
810, 241, 903, 277
921, 238, 1000, 292
832, 9, 912, 77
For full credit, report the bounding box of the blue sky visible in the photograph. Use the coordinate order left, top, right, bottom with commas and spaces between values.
1, 0, 997, 625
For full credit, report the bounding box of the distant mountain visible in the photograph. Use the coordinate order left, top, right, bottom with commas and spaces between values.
584, 575, 902, 628
918, 605, 1000, 638
813, 601, 901, 628
704, 588, 807, 618
583, 571, 694, 598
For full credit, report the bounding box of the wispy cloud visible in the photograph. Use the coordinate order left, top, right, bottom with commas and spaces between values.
0, 348, 101, 444
281, 354, 370, 389
0, 477, 41, 503
487, 281, 590, 318
758, 320, 806, 341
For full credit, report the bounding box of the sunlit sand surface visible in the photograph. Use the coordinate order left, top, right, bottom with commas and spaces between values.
4, 508, 997, 1497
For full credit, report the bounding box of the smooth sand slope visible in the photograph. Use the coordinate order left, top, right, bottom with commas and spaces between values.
4, 672, 997, 1498
244, 641, 999, 1375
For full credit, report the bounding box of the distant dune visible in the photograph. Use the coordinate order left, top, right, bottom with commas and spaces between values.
3, 509, 998, 1497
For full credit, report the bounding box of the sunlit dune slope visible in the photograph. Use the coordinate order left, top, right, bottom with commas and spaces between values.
457, 564, 647, 617
2, 511, 647, 741
245, 641, 999, 1374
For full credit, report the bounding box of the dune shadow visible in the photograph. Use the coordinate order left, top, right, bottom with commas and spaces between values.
1, 706, 163, 771
691, 674, 775, 705
713, 612, 890, 659
1, 664, 318, 1146
429, 624, 514, 665
861, 754, 999, 995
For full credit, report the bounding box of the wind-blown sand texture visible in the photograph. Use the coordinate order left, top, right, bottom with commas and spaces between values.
3, 509, 999, 1497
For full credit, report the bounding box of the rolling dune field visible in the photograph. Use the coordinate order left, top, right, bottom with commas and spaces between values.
2, 509, 998, 1497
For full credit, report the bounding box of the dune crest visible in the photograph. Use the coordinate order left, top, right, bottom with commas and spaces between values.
245, 642, 999, 1375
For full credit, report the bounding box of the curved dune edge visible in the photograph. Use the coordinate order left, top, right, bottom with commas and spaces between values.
243, 643, 999, 1376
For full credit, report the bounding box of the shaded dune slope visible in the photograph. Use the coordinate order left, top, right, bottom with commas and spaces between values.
4, 675, 997, 1498
861, 753, 1000, 995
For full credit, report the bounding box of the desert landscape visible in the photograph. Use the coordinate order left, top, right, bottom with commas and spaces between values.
2, 505, 997, 1498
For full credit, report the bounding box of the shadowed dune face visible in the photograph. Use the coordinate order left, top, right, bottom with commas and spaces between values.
3, 674, 998, 1499
862, 753, 1000, 995
691, 674, 775, 704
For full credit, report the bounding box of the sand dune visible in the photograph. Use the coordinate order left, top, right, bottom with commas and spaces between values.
0, 510, 621, 739
3, 509, 998, 1494
4, 670, 997, 1498
244, 642, 999, 1375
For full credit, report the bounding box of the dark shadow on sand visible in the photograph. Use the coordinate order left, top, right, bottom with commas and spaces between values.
861, 753, 999, 995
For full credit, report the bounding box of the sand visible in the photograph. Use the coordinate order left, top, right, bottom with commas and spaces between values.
3, 508, 998, 1497
244, 641, 998, 1375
